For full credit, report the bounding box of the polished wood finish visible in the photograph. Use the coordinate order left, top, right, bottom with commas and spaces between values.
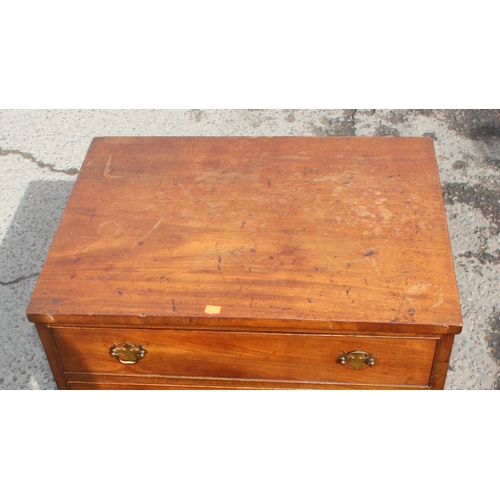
26, 137, 462, 389
67, 381, 420, 390
430, 334, 456, 390
34, 324, 67, 389
50, 326, 438, 386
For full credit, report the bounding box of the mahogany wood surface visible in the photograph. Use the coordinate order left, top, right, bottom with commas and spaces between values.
26, 136, 462, 389
67, 381, 422, 390
34, 324, 67, 389
67, 382, 247, 390
50, 326, 438, 386
27, 137, 462, 334
63, 370, 428, 389
429, 334, 456, 390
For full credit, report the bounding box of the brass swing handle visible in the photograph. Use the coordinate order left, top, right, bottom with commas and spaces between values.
337, 350, 376, 370
109, 342, 147, 364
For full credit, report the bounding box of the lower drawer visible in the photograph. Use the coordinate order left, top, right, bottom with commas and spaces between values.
50, 326, 439, 387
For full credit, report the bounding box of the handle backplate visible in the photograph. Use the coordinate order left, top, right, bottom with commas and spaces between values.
337, 350, 376, 370
109, 342, 147, 365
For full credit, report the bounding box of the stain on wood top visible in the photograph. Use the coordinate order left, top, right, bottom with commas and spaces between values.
27, 137, 462, 333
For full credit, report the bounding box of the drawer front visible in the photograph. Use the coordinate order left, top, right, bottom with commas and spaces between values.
67, 382, 225, 390
50, 327, 438, 387
67, 381, 276, 390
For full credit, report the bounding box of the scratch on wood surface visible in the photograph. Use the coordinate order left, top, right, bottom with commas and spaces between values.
131, 219, 163, 248
97, 220, 122, 237
392, 288, 410, 323
103, 154, 123, 178
274, 155, 311, 160
76, 238, 99, 253
300, 233, 315, 245
370, 259, 381, 276
406, 284, 429, 297
76, 219, 130, 254
431, 293, 444, 309
393, 283, 441, 322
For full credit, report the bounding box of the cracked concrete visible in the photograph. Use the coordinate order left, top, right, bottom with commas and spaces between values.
0, 147, 79, 176
0, 272, 39, 286
0, 109, 499, 389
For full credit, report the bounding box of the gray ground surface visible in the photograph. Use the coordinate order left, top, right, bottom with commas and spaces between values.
1, 109, 499, 390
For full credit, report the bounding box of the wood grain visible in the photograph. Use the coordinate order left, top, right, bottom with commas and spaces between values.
34, 324, 67, 389
27, 137, 462, 335
430, 334, 456, 389
67, 380, 423, 390
50, 326, 438, 387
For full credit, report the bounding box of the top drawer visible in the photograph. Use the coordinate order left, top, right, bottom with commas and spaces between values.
49, 326, 439, 387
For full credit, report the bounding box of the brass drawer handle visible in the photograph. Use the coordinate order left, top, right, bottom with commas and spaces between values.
337, 350, 376, 370
109, 342, 147, 364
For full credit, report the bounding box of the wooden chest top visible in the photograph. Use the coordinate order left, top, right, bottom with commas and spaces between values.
27, 136, 462, 335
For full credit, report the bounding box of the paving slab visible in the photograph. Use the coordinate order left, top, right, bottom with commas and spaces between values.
1, 109, 498, 389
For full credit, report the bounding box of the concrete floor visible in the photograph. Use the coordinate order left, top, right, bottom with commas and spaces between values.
1, 109, 498, 390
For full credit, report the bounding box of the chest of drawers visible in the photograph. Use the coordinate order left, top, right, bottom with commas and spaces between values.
27, 136, 462, 389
